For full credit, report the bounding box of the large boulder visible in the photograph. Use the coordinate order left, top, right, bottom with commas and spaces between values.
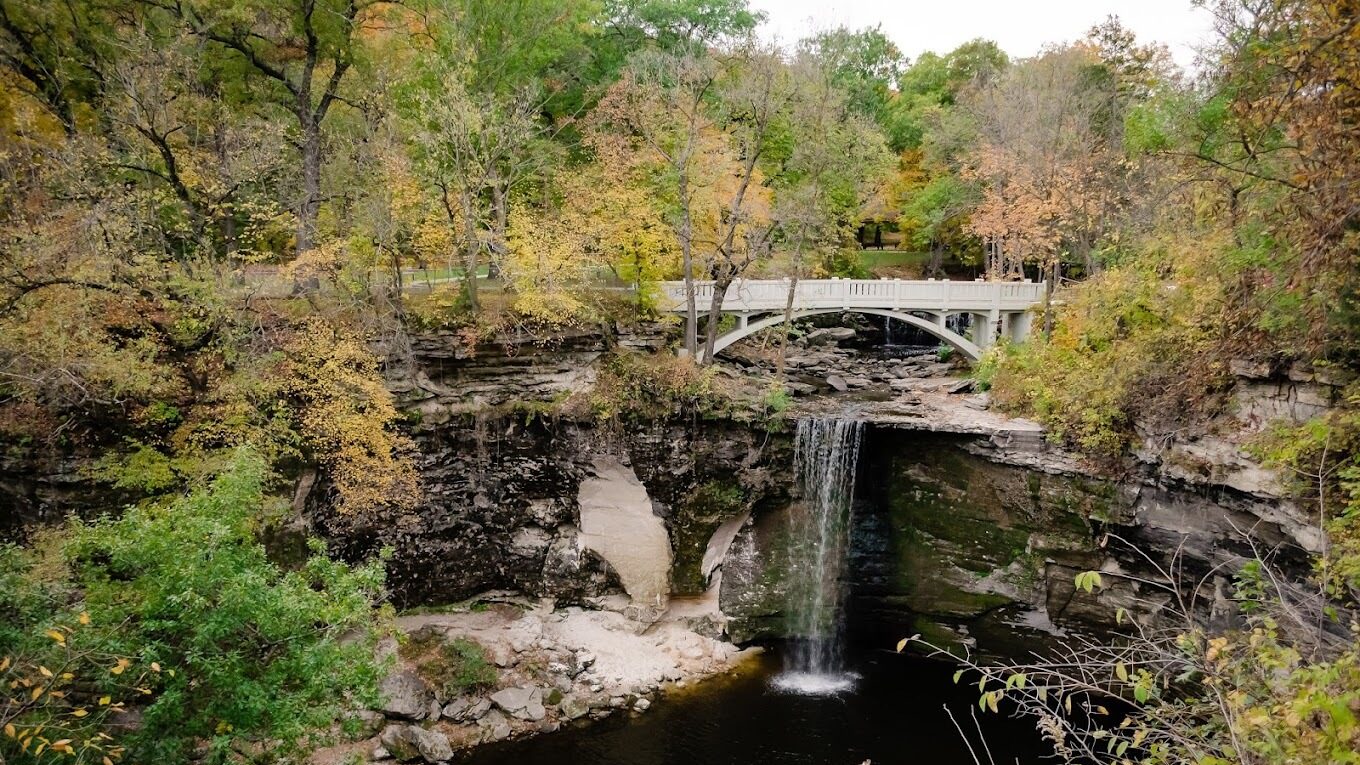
490, 685, 546, 721
379, 724, 453, 763
379, 670, 433, 720
342, 709, 386, 739
806, 327, 857, 346
379, 724, 418, 761
405, 726, 454, 762
558, 694, 590, 721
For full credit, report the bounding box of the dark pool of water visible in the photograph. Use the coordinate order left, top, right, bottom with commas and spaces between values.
458, 643, 1049, 765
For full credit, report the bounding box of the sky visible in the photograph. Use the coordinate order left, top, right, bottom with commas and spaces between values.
749, 0, 1217, 70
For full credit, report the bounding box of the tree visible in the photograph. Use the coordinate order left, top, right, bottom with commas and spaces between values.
959, 46, 1137, 332
504, 154, 680, 323
405, 75, 548, 312
1, 451, 389, 763
887, 38, 1008, 152
697, 42, 795, 362
590, 48, 720, 356
898, 173, 979, 275
800, 25, 904, 140
166, 0, 384, 256
768, 40, 894, 370
602, 0, 762, 54
400, 0, 594, 311
0, 0, 113, 135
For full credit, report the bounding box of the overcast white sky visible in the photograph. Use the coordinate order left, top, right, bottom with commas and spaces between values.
749, 0, 1216, 70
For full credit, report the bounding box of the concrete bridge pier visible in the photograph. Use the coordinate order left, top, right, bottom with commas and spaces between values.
1008, 311, 1034, 344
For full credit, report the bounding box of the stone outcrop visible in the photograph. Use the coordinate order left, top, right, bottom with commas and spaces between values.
310, 408, 791, 609
298, 325, 797, 610
721, 423, 1318, 654
723, 341, 962, 396
352, 599, 756, 761
378, 671, 435, 720
392, 324, 667, 416
355, 328, 1322, 658
0, 450, 136, 539
577, 457, 672, 612
490, 686, 546, 721
379, 723, 454, 762
1229, 358, 1351, 429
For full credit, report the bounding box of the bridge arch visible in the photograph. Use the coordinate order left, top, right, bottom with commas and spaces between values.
704, 307, 983, 362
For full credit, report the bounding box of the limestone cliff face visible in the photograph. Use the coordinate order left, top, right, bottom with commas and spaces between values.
3, 325, 1324, 659
719, 423, 1319, 654
342, 331, 1322, 654
0, 450, 136, 541
308, 326, 793, 610
309, 409, 796, 610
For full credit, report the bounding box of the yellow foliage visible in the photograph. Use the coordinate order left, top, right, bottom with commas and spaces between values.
984, 229, 1230, 455
382, 151, 455, 265
503, 161, 680, 323
0, 287, 184, 412
282, 319, 420, 514
688, 126, 774, 272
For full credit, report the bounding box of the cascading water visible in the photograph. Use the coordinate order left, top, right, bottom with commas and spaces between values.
773, 416, 865, 695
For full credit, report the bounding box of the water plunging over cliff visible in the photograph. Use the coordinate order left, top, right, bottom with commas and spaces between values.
774, 417, 864, 694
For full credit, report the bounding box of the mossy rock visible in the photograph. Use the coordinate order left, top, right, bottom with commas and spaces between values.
669, 480, 747, 595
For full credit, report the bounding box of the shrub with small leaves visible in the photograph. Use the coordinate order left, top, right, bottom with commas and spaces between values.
2, 450, 390, 765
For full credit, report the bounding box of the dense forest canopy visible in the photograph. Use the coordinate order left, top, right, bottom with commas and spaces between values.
2, 0, 1359, 762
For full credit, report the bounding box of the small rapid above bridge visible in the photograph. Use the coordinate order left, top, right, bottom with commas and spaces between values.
657, 278, 1046, 361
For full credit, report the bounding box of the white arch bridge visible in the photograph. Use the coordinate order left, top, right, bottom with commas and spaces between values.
657, 278, 1046, 361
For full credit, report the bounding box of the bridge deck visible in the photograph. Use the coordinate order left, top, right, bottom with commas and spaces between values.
657, 278, 1045, 314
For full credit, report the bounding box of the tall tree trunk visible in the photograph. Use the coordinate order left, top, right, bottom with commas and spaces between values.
461, 193, 480, 312
701, 268, 733, 363
214, 125, 238, 261
298, 114, 323, 255
1043, 259, 1059, 338
488, 172, 508, 280
699, 151, 763, 364
1078, 236, 1099, 276
775, 274, 800, 378
678, 172, 698, 357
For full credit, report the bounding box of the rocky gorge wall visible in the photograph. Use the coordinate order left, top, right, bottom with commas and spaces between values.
2, 323, 1325, 660
313, 326, 1324, 660
310, 325, 793, 611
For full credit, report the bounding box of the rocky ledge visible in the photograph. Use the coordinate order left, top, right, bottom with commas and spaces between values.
312, 595, 757, 764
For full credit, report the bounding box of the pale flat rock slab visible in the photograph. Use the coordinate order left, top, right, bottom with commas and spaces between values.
577, 457, 671, 608
701, 509, 752, 586
541, 609, 682, 687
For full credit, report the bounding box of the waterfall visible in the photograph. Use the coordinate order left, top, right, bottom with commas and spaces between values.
774, 417, 864, 694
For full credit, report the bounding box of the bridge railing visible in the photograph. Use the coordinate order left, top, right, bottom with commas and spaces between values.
656, 278, 1045, 314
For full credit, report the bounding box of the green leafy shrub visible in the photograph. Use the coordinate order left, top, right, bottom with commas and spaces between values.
818, 247, 871, 279
762, 382, 791, 414
92, 442, 182, 493
578, 351, 738, 422
404, 636, 498, 698
2, 449, 389, 765
1252, 385, 1360, 593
